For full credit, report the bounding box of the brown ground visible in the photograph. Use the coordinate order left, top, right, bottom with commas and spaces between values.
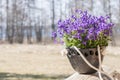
0, 44, 120, 80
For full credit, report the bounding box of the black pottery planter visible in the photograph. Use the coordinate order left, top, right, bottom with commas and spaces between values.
67, 47, 105, 74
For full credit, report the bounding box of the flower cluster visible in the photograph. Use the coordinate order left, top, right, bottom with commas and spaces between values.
52, 10, 114, 48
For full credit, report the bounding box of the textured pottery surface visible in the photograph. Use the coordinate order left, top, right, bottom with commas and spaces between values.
67, 47, 105, 74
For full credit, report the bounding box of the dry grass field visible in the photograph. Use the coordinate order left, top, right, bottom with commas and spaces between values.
0, 44, 120, 80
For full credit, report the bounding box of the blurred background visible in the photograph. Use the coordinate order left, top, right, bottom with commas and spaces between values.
0, 0, 120, 80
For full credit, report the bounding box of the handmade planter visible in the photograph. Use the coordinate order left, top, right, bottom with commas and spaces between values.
66, 47, 105, 74
52, 10, 114, 75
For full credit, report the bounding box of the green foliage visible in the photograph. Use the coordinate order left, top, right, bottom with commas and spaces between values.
64, 33, 109, 49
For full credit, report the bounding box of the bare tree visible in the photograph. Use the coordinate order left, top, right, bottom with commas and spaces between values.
119, 0, 120, 22
108, 0, 116, 46
51, 0, 55, 33
59, 0, 62, 20
35, 17, 42, 43
0, 1, 3, 41
6, 0, 14, 43
6, 0, 9, 42
15, 0, 25, 43
108, 0, 112, 22
26, 0, 32, 43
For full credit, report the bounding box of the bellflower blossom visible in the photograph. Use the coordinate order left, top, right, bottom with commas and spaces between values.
52, 10, 114, 48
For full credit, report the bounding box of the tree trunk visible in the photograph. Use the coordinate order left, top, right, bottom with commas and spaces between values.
35, 26, 42, 43
108, 0, 112, 22
108, 0, 115, 46
119, 0, 120, 22
60, 0, 62, 20
6, 0, 9, 42
51, 0, 55, 32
